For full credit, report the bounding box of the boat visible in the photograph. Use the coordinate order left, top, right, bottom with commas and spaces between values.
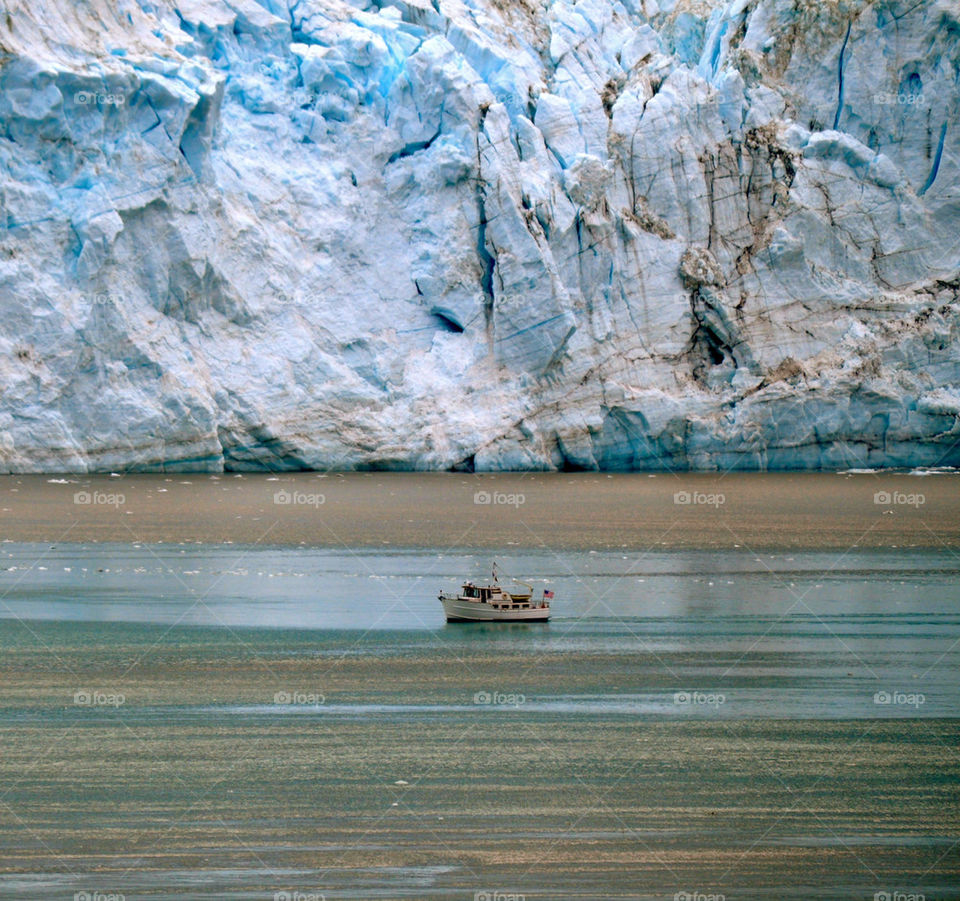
439, 563, 552, 622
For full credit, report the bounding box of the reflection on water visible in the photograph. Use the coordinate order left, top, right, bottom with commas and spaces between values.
1, 544, 959, 899
1, 543, 958, 628
0, 544, 958, 719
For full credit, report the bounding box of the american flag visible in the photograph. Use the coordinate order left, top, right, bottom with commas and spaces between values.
543, 590, 554, 599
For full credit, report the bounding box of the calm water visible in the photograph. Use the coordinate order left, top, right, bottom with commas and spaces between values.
2, 543, 959, 715
1, 543, 959, 898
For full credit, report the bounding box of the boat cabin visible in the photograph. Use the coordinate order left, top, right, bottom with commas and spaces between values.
461, 581, 533, 605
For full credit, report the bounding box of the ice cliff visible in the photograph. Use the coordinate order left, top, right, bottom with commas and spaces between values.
0, 0, 958, 471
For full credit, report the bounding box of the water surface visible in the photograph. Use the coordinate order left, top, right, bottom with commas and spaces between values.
1, 534, 958, 898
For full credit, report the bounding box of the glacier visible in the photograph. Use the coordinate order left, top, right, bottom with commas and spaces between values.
0, 0, 958, 472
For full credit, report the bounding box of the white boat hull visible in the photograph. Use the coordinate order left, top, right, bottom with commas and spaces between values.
441, 596, 550, 622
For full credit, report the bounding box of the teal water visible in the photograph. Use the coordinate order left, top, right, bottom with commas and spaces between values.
1, 544, 959, 898
1, 545, 959, 717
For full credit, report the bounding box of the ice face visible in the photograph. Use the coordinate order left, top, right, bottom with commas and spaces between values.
0, 0, 958, 472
